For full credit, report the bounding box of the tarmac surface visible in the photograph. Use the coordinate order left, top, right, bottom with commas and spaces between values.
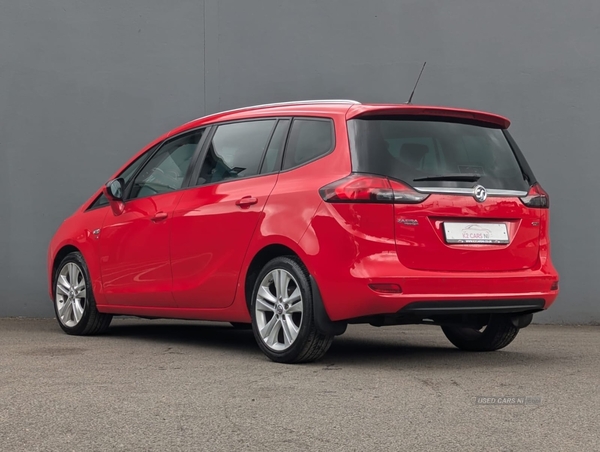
0, 318, 598, 451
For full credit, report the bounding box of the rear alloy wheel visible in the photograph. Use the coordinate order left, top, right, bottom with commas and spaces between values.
251, 256, 333, 363
441, 315, 519, 352
54, 252, 112, 335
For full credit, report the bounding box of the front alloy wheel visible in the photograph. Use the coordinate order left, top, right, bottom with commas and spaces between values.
251, 256, 333, 363
53, 252, 112, 335
56, 262, 87, 328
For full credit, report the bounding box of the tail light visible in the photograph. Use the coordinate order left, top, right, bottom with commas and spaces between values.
319, 174, 429, 204
520, 183, 549, 208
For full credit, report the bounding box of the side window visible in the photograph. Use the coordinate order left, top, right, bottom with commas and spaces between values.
129, 130, 204, 199
88, 144, 159, 209
282, 119, 334, 170
197, 120, 276, 185
260, 119, 290, 174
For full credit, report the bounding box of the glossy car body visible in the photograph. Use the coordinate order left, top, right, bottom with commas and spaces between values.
48, 100, 559, 360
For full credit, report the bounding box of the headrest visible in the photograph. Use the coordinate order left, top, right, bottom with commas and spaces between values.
399, 143, 429, 166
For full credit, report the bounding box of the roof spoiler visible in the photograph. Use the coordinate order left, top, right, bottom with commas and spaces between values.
346, 105, 510, 129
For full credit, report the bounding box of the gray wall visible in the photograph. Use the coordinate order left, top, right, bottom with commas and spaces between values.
1, 0, 598, 322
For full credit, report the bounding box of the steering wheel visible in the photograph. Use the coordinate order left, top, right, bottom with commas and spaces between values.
149, 167, 181, 190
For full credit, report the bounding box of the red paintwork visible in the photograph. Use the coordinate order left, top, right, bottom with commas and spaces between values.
48, 101, 558, 324
300, 200, 557, 321
99, 191, 183, 307
170, 174, 279, 310
392, 197, 540, 272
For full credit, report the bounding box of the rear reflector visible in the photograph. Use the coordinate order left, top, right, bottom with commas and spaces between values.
520, 183, 549, 208
551, 281, 559, 291
319, 174, 429, 204
368, 283, 403, 294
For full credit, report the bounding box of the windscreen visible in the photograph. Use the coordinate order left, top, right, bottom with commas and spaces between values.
348, 118, 532, 191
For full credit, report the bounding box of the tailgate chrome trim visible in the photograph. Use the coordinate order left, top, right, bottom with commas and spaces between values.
414, 187, 528, 197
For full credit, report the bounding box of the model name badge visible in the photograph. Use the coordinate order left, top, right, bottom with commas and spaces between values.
397, 218, 419, 226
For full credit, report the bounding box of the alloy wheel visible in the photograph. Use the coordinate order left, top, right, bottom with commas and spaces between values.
254, 268, 303, 351
55, 262, 87, 327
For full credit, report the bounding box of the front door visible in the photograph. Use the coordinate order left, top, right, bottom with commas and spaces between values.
99, 129, 204, 307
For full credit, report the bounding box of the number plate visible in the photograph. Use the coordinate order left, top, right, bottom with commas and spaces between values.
444, 222, 509, 244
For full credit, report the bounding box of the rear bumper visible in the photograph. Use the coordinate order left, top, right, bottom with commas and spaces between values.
313, 268, 558, 322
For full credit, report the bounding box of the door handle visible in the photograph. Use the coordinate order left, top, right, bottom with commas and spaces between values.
236, 196, 258, 208
151, 211, 168, 222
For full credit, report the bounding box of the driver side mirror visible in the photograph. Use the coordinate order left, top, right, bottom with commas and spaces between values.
105, 178, 124, 201
102, 178, 125, 216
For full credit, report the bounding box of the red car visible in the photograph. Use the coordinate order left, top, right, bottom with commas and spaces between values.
48, 100, 559, 363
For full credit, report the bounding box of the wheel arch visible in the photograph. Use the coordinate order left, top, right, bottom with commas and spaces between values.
244, 244, 300, 312
242, 242, 346, 336
51, 245, 81, 297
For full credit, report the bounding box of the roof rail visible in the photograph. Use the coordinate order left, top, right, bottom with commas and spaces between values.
211, 99, 360, 116
246, 99, 362, 108
182, 100, 361, 128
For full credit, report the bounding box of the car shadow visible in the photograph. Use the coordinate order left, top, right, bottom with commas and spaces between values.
106, 320, 261, 355
102, 320, 555, 370
323, 335, 551, 370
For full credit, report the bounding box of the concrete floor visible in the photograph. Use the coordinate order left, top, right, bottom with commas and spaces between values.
0, 318, 598, 451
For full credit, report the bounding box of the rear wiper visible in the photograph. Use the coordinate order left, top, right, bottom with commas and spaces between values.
413, 173, 481, 182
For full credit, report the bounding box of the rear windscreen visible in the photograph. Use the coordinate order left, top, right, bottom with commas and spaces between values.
348, 118, 533, 191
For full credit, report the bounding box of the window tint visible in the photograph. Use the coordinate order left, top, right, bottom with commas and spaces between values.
91, 193, 111, 209
348, 119, 531, 191
129, 130, 204, 199
260, 119, 290, 174
120, 152, 152, 186
282, 119, 333, 170
89, 144, 159, 209
197, 120, 276, 185
382, 136, 442, 173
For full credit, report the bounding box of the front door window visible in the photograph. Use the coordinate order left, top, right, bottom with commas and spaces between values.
129, 130, 204, 199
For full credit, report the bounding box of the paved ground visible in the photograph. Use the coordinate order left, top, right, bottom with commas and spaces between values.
0, 319, 598, 452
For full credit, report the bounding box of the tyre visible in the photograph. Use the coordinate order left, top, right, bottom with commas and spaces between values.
53, 252, 112, 335
441, 315, 519, 352
250, 256, 333, 363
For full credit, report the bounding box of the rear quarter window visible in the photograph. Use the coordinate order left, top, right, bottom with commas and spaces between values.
282, 118, 334, 170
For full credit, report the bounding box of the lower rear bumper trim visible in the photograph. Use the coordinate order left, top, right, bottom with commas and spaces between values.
399, 298, 545, 315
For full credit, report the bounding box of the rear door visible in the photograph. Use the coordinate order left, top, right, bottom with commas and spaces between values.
170, 118, 289, 309
347, 118, 540, 272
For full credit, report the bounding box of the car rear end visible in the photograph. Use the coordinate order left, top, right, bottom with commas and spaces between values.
307, 105, 559, 326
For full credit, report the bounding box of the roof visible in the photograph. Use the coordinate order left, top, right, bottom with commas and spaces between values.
168, 99, 510, 137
